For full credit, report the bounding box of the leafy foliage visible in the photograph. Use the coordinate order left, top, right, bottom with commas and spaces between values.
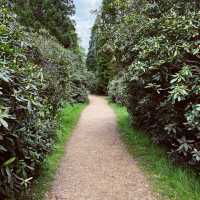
0, 1, 88, 198
108, 73, 127, 105
89, 0, 200, 168
86, 5, 118, 94
13, 0, 77, 48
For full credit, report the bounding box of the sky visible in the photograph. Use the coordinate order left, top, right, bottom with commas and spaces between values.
73, 0, 102, 52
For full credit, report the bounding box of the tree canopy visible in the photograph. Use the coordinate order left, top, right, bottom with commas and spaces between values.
14, 0, 78, 48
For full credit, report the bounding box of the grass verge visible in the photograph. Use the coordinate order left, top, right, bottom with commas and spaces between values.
111, 103, 200, 200
31, 103, 86, 200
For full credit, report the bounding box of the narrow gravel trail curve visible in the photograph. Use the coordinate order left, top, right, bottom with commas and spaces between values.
46, 96, 156, 200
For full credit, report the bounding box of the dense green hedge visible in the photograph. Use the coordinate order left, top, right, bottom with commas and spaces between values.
0, 1, 88, 199
88, 0, 200, 169
125, 1, 200, 167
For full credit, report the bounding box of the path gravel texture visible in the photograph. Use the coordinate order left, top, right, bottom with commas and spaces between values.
46, 96, 157, 200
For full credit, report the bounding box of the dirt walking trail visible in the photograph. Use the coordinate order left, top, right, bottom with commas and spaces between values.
46, 96, 157, 200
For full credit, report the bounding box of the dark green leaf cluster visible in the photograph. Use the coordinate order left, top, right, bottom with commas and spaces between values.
13, 0, 78, 48
0, 1, 88, 198
89, 0, 200, 168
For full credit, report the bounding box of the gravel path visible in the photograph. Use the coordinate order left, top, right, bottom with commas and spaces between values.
46, 96, 157, 200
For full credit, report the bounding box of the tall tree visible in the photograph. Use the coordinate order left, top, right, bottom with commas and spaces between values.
86, 0, 129, 94
14, 0, 77, 48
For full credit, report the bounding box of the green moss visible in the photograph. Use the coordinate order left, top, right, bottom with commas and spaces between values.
111, 103, 200, 200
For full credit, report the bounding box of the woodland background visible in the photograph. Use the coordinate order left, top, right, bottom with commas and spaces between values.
1, 0, 200, 199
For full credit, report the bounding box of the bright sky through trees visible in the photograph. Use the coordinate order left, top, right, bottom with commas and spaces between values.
73, 0, 102, 51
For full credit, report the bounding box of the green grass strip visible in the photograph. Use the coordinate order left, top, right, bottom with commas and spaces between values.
111, 103, 200, 200
31, 103, 86, 200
